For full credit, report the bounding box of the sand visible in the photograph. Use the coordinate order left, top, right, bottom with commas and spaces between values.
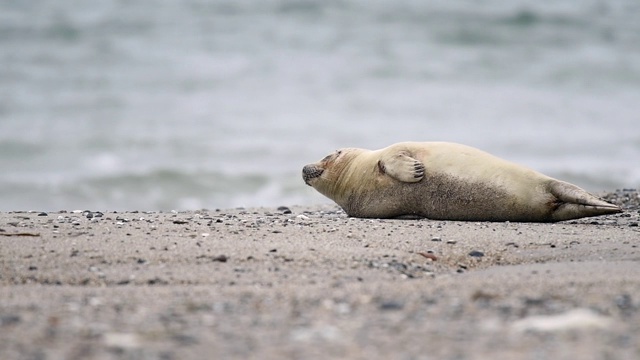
1, 190, 639, 360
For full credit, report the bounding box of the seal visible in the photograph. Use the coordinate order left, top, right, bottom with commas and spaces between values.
302, 142, 622, 222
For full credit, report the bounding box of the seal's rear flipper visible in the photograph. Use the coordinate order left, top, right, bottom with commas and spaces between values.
549, 181, 622, 221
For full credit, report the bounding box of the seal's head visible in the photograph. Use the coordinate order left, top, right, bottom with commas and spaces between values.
302, 148, 365, 199
302, 149, 343, 186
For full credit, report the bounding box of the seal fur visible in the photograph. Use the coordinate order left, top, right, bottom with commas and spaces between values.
302, 142, 621, 222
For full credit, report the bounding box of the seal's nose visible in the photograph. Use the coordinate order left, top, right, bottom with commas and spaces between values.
302, 165, 323, 185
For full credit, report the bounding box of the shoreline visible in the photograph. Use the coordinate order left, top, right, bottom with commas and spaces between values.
1, 190, 639, 359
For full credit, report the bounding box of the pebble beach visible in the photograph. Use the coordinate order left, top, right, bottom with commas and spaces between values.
0, 189, 639, 359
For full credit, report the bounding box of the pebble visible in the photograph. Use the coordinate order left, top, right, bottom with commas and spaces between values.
512, 308, 612, 332
103, 332, 141, 349
379, 301, 404, 311
211, 255, 228, 262
468, 250, 485, 257
0, 314, 21, 327
278, 206, 292, 214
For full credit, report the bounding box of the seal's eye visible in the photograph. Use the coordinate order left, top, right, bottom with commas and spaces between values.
336, 150, 342, 156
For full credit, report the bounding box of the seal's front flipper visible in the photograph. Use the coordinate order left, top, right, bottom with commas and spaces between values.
549, 181, 622, 221
378, 152, 425, 183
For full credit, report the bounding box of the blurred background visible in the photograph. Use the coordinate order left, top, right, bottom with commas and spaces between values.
1, 0, 639, 211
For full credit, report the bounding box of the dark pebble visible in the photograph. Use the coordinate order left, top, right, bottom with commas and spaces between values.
615, 294, 634, 311
379, 301, 404, 311
173, 220, 189, 225
211, 255, 228, 262
147, 277, 168, 285
172, 334, 199, 346
468, 250, 485, 257
277, 206, 292, 214
37, 212, 48, 216
0, 314, 21, 327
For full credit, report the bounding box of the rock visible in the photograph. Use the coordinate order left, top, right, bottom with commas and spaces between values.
379, 300, 404, 310
468, 250, 485, 257
277, 206, 292, 214
211, 255, 228, 262
103, 332, 141, 349
0, 314, 21, 327
512, 308, 613, 333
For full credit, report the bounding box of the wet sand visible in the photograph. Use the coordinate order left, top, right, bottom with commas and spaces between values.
1, 190, 639, 359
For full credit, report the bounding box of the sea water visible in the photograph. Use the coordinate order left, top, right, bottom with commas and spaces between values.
1, 0, 639, 211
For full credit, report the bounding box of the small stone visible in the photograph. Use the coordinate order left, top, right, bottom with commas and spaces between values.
512, 308, 612, 333
278, 206, 292, 214
431, 236, 441, 242
211, 255, 228, 262
0, 314, 21, 327
38, 212, 48, 216
172, 334, 199, 345
379, 301, 404, 310
469, 250, 485, 257
615, 294, 634, 311
103, 332, 141, 349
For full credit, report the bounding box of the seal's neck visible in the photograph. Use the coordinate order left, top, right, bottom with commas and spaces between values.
330, 149, 377, 208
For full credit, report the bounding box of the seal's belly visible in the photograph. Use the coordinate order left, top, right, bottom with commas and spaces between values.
353, 172, 552, 221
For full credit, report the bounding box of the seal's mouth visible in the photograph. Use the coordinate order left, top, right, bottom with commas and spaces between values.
302, 165, 324, 185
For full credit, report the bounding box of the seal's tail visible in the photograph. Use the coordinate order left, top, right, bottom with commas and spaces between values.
549, 181, 622, 221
